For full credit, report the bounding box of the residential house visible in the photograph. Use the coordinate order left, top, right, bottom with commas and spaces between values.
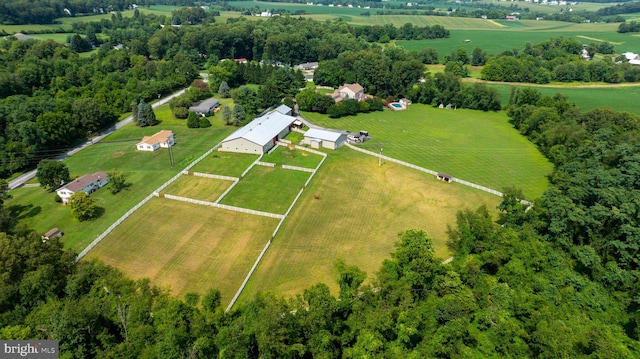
188, 97, 220, 116
330, 83, 365, 102
136, 130, 175, 151
56, 172, 109, 203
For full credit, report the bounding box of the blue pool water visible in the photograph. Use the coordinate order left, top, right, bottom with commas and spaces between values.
391, 103, 403, 108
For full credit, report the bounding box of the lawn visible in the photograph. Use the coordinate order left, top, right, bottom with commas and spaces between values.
220, 165, 311, 214
240, 148, 502, 301
302, 104, 552, 200
264, 145, 325, 168
86, 198, 279, 306
161, 175, 233, 202
5, 106, 235, 253
190, 151, 259, 177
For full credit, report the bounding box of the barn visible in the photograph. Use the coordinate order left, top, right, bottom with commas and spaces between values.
220, 109, 296, 154
302, 128, 347, 150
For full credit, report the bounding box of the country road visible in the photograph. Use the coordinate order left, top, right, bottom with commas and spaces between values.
7, 88, 187, 190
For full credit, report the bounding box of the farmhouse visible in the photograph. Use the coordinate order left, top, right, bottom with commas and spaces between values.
136, 130, 175, 151
302, 128, 347, 149
624, 52, 640, 65
220, 109, 296, 154
56, 172, 109, 203
331, 83, 365, 102
188, 97, 220, 116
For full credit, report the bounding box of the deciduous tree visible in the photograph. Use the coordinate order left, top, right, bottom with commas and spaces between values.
36, 159, 70, 192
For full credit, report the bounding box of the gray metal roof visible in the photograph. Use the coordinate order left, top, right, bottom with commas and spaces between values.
222, 110, 295, 147
189, 98, 219, 113
304, 128, 344, 142
274, 104, 292, 115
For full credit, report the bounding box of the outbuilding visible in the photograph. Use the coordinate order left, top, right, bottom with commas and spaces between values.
42, 228, 62, 241
437, 172, 453, 183
220, 109, 296, 154
302, 128, 347, 150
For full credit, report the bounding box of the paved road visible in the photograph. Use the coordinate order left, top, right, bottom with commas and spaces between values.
7, 88, 187, 190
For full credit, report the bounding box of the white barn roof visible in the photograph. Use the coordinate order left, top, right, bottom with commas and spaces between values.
304, 128, 344, 142
274, 104, 292, 115
223, 110, 295, 146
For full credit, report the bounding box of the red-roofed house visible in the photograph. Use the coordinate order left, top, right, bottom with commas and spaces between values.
136, 130, 175, 151
56, 172, 109, 204
330, 83, 365, 102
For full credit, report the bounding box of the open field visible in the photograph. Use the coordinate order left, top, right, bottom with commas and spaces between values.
161, 175, 232, 202
86, 198, 279, 305
190, 151, 258, 177
264, 145, 324, 168
240, 148, 502, 301
220, 165, 311, 214
4, 105, 235, 253
303, 105, 552, 200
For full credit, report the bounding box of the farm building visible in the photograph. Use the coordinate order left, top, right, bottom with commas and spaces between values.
56, 172, 109, 203
303, 128, 347, 149
331, 83, 365, 102
220, 109, 296, 154
136, 130, 175, 151
188, 97, 220, 116
42, 228, 62, 241
273, 104, 293, 115
437, 172, 453, 183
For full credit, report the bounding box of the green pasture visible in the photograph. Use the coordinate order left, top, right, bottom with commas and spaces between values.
87, 198, 279, 306
240, 148, 502, 301
220, 165, 311, 214
161, 175, 232, 202
190, 151, 259, 177
302, 104, 552, 200
264, 145, 324, 168
484, 82, 640, 114
5, 106, 235, 253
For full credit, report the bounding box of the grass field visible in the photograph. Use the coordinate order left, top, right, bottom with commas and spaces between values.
5, 105, 235, 253
190, 151, 259, 177
302, 104, 552, 200
86, 198, 280, 305
161, 175, 233, 202
220, 165, 311, 214
240, 148, 502, 301
264, 145, 324, 168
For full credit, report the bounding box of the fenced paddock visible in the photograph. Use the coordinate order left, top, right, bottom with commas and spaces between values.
161, 175, 234, 203
189, 151, 260, 177
266, 144, 325, 168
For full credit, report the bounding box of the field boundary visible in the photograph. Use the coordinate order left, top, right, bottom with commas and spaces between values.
161, 193, 285, 219
282, 164, 315, 173
189, 172, 239, 181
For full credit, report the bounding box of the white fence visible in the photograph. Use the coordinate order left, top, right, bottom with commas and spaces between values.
163, 194, 284, 219
256, 161, 276, 167
282, 164, 315, 173
75, 143, 223, 262
191, 172, 238, 181
215, 178, 240, 204
226, 240, 272, 312
241, 154, 264, 178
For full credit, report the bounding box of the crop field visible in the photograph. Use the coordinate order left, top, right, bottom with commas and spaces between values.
264, 145, 324, 168
303, 104, 552, 200
190, 151, 259, 177
240, 148, 502, 301
482, 82, 640, 114
219, 165, 311, 214
161, 175, 232, 202
4, 106, 235, 253
86, 198, 280, 305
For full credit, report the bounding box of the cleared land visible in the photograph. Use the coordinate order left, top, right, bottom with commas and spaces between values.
87, 198, 280, 306
161, 175, 232, 202
220, 165, 311, 214
4, 105, 235, 252
240, 148, 502, 301
303, 105, 552, 199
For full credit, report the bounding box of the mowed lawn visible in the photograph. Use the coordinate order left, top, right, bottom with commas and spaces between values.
86, 198, 279, 306
303, 105, 552, 199
241, 148, 502, 301
220, 166, 311, 214
5, 108, 235, 253
190, 151, 259, 177
161, 175, 233, 202
264, 145, 324, 168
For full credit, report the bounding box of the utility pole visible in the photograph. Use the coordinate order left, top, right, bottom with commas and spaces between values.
168, 137, 175, 167
379, 147, 383, 168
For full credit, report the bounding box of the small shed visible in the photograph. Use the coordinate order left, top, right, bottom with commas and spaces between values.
42, 228, 62, 241
303, 128, 347, 150
292, 120, 304, 129
437, 172, 453, 183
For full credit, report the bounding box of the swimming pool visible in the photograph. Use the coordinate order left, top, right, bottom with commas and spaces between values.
389, 102, 405, 110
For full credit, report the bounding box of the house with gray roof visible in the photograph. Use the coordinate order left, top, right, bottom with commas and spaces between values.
220, 109, 296, 154
56, 172, 109, 204
189, 97, 220, 116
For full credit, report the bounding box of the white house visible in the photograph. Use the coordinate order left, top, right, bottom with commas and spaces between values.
56, 172, 109, 204
220, 109, 295, 154
302, 128, 347, 150
136, 130, 175, 151
331, 83, 365, 102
